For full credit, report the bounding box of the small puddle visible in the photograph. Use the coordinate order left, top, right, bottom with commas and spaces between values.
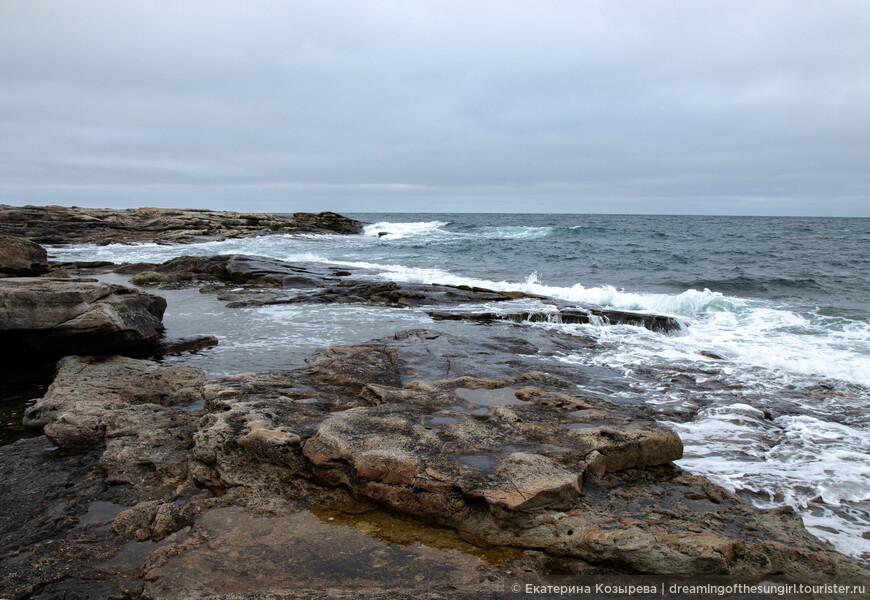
566, 422, 602, 431
310, 499, 521, 564
0, 365, 53, 446
569, 409, 608, 418
295, 397, 321, 404
449, 404, 490, 417
143, 505, 505, 597
77, 501, 126, 526
96, 539, 158, 573
453, 387, 525, 406
541, 443, 575, 454
504, 443, 534, 453
429, 415, 459, 425
179, 399, 205, 412
455, 453, 498, 473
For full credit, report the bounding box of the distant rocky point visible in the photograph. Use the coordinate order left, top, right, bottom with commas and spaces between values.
0, 204, 364, 245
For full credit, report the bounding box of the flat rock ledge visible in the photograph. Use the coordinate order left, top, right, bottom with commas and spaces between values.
5, 338, 867, 598
0, 204, 364, 244
0, 278, 167, 360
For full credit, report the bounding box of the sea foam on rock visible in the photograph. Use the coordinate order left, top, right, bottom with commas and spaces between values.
106, 253, 684, 334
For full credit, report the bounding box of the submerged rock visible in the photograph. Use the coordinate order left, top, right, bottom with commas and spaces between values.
0, 278, 167, 360
429, 306, 683, 334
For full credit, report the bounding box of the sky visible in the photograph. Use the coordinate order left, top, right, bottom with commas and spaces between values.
1, 1, 869, 216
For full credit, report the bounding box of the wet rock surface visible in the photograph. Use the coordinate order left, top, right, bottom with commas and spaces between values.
23, 355, 205, 495
429, 306, 683, 334
0, 278, 167, 361
4, 329, 866, 599
0, 204, 364, 244
88, 253, 684, 335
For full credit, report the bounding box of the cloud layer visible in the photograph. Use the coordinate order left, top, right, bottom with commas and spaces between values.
1, 1, 869, 215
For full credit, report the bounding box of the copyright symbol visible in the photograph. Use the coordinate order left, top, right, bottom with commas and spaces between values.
511, 583, 521, 593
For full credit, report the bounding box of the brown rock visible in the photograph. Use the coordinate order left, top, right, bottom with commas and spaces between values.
113, 500, 196, 542
0, 278, 166, 359
479, 453, 583, 511
23, 356, 204, 493
305, 344, 402, 392
0, 204, 363, 244
0, 235, 49, 276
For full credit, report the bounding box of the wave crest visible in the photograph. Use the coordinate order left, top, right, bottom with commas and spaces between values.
362, 221, 449, 240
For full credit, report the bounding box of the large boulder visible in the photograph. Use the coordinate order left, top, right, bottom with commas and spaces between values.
0, 278, 166, 359
0, 235, 49, 277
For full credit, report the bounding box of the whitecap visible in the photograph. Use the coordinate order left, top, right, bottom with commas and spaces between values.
361, 221, 450, 240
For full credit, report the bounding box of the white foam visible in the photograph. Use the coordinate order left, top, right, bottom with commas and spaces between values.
361, 221, 450, 240
666, 408, 870, 559
480, 225, 555, 239
51, 240, 870, 388
314, 262, 731, 318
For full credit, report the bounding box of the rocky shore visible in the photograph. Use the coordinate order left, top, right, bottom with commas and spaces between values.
0, 205, 364, 244
1, 211, 868, 599
3, 335, 868, 599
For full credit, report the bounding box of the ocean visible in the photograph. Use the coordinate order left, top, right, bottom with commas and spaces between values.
36, 213, 870, 562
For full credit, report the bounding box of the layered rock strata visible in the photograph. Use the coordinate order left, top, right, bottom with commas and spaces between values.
0, 278, 167, 360
0, 204, 364, 244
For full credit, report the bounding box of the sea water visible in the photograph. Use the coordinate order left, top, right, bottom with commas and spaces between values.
47, 213, 870, 561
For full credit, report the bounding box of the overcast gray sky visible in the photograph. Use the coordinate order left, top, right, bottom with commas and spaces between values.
1, 1, 869, 215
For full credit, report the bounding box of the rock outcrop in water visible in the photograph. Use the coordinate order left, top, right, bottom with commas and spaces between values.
4, 332, 867, 599
0, 278, 167, 360
84, 253, 684, 334
0, 204, 364, 244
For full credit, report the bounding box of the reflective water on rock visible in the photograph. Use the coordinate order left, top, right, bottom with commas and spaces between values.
455, 453, 499, 473
454, 387, 524, 406
309, 498, 521, 564
0, 366, 52, 446
77, 501, 126, 526
143, 505, 494, 599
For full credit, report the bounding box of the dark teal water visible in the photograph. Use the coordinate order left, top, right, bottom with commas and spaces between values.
348, 214, 870, 317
